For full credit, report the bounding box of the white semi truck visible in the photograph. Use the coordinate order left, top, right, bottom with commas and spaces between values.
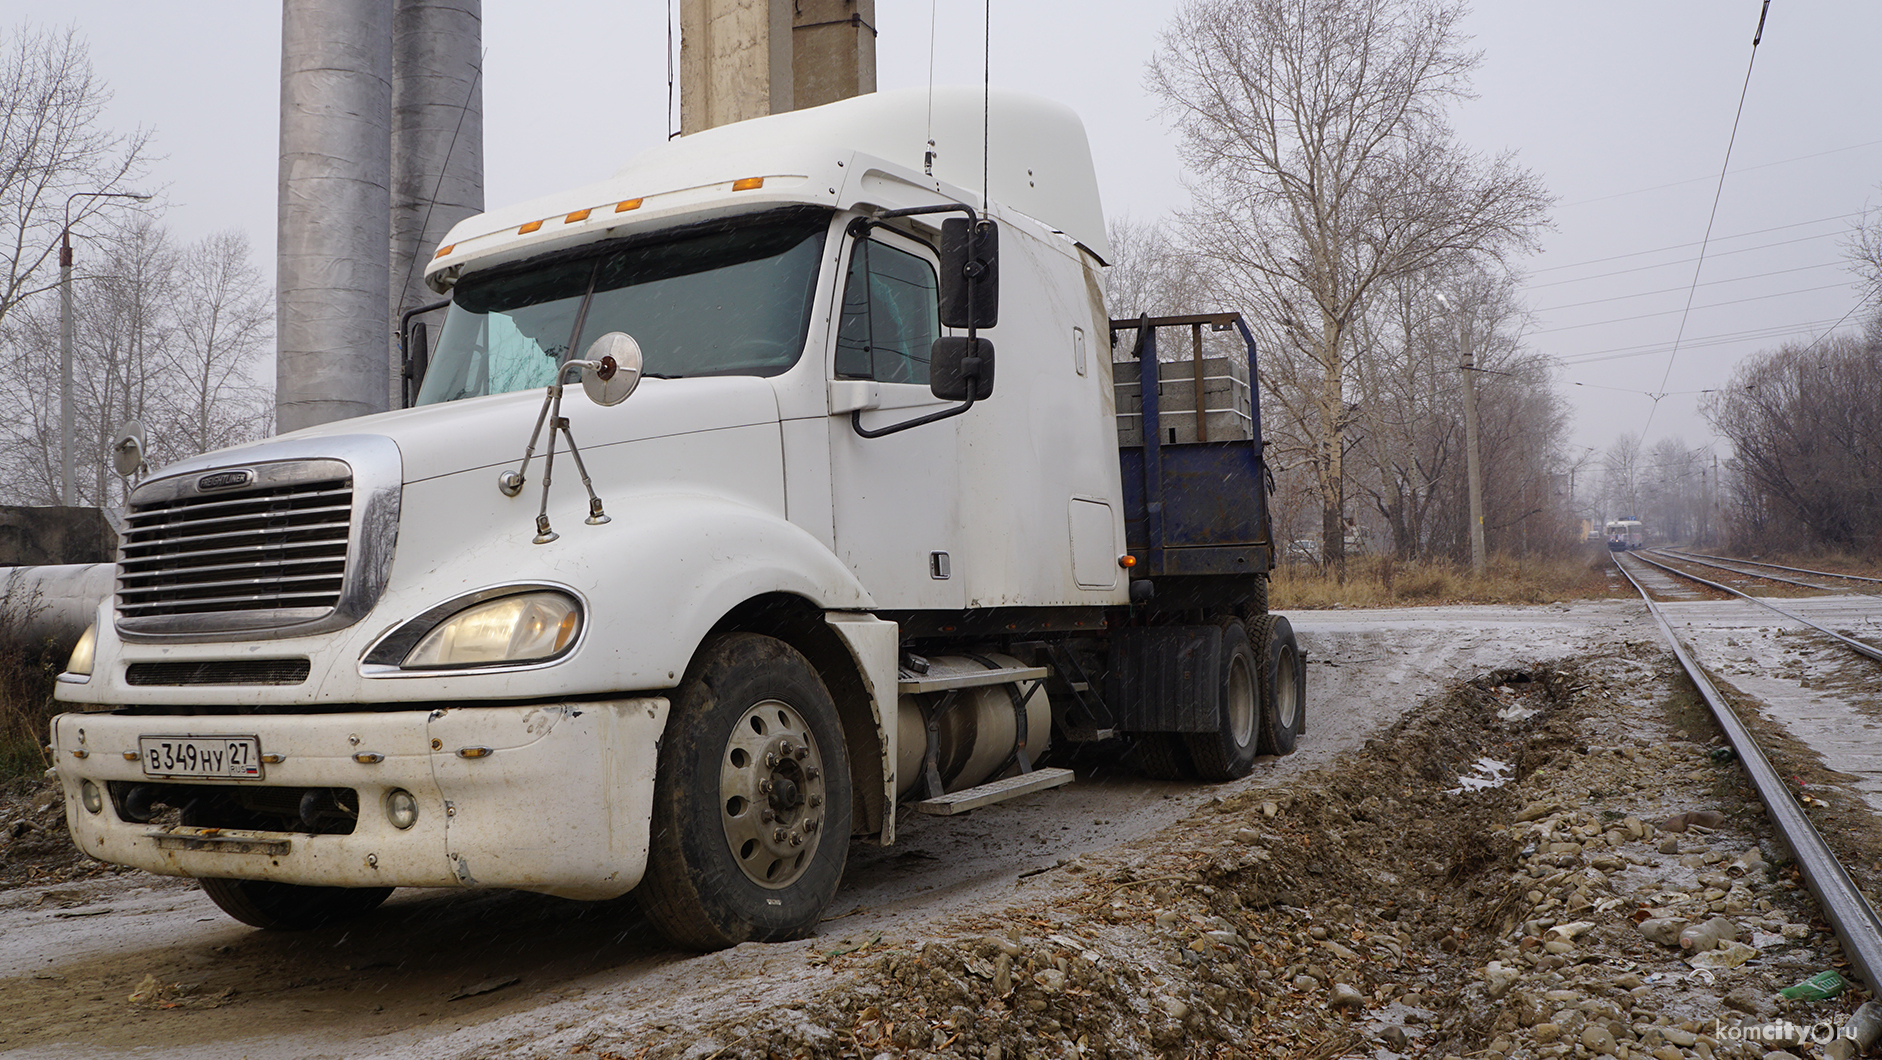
49, 87, 1304, 950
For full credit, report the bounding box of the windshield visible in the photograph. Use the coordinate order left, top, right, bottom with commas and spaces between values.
418, 209, 830, 404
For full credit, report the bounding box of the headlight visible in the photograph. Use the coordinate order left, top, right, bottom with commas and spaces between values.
401, 592, 581, 668
63, 623, 98, 680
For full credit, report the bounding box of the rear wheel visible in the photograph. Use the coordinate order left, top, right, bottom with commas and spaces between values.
636, 633, 852, 950
197, 877, 392, 930
1254, 614, 1305, 756
1183, 618, 1262, 780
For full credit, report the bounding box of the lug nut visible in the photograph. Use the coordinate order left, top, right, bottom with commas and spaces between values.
757, 778, 773, 794
789, 831, 803, 847
760, 809, 776, 823
805, 767, 820, 781
794, 745, 809, 760
808, 794, 822, 808
804, 819, 819, 833
765, 753, 779, 769
773, 828, 789, 843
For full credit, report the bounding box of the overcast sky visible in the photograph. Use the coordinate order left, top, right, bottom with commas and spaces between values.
8, 1, 1880, 467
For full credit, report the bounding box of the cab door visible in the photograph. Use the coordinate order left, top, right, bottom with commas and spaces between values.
826, 228, 965, 610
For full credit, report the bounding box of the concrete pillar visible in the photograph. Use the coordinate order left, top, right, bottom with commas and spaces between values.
792, 0, 875, 111
278, 0, 394, 433
390, 0, 484, 407
680, 0, 793, 135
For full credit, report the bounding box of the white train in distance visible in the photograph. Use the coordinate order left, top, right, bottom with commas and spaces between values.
1605, 518, 1646, 552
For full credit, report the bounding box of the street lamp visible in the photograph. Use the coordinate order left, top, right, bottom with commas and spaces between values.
61, 190, 152, 506
1435, 291, 1486, 577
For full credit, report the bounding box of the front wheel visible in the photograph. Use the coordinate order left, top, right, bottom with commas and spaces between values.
635, 633, 852, 950
197, 877, 392, 930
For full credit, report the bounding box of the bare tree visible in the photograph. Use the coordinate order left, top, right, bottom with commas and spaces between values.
1851, 193, 1882, 334
154, 229, 273, 464
0, 216, 274, 506
0, 22, 151, 329
1705, 335, 1882, 554
1148, 0, 1551, 571
1600, 433, 1644, 525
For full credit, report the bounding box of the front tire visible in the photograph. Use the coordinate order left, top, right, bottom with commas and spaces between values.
197, 878, 392, 930
636, 633, 852, 950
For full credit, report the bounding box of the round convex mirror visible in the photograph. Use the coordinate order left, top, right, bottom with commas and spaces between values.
580, 332, 644, 406
110, 419, 147, 477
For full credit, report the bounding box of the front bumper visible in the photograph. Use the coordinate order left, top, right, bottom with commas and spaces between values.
51, 698, 669, 901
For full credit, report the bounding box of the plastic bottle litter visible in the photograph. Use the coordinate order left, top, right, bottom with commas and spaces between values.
1677, 916, 1738, 953
1776, 969, 1845, 1000
1823, 1000, 1881, 1060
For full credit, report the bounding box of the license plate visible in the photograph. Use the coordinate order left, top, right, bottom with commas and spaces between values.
139, 735, 264, 780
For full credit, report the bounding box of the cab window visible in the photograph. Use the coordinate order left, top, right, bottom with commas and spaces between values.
835, 236, 940, 385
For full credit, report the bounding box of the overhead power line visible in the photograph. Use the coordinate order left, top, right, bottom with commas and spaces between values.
1525, 230, 1847, 290
1533, 281, 1851, 335
1639, 0, 1773, 442
1531, 260, 1844, 312
1525, 212, 1855, 275
1557, 139, 1882, 209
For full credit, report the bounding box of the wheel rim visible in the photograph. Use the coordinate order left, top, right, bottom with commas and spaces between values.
718, 698, 827, 889
1273, 643, 1300, 731
1227, 651, 1256, 748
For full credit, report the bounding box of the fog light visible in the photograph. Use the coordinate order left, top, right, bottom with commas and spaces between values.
80, 780, 103, 815
385, 789, 419, 830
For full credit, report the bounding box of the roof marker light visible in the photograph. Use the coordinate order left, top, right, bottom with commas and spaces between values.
565, 208, 591, 223
518, 220, 544, 234
615, 198, 643, 212
732, 177, 765, 191
433, 243, 455, 259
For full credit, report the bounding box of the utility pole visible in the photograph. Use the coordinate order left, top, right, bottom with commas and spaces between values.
1437, 293, 1486, 576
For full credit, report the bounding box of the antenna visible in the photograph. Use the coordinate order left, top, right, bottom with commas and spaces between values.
925, 0, 937, 175
982, 0, 990, 211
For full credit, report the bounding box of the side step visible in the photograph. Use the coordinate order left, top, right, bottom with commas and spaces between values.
915, 767, 1075, 816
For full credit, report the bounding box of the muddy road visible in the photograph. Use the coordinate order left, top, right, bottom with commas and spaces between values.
2, 598, 1873, 1059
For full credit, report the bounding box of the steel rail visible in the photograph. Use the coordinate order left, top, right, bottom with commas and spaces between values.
1646, 548, 1845, 593
1612, 553, 1882, 993
1658, 548, 1882, 589
1628, 550, 1882, 666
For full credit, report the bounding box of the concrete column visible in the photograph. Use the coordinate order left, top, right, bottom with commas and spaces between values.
792, 0, 875, 111
680, 0, 793, 134
278, 0, 394, 433
391, 0, 484, 407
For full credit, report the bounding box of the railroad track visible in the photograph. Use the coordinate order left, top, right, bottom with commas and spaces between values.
1654, 548, 1882, 595
1611, 549, 1882, 993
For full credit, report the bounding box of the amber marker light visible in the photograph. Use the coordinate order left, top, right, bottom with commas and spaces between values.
732, 177, 765, 191
432, 243, 455, 259
1119, 555, 1138, 568
565, 208, 591, 223
518, 220, 544, 234
615, 198, 643, 212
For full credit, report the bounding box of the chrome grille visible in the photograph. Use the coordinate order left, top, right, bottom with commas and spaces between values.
119, 471, 352, 624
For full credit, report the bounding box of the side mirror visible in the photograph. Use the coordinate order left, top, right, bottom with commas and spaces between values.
578, 331, 644, 406
110, 419, 147, 477
929, 336, 994, 401
401, 322, 430, 407
939, 218, 998, 329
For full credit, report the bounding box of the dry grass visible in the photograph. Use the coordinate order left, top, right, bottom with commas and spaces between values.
0, 575, 61, 780
1271, 548, 1619, 610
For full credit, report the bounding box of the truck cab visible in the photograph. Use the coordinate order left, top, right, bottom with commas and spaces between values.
50, 87, 1303, 950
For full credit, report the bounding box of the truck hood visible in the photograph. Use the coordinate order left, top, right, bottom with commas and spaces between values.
154, 376, 784, 486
